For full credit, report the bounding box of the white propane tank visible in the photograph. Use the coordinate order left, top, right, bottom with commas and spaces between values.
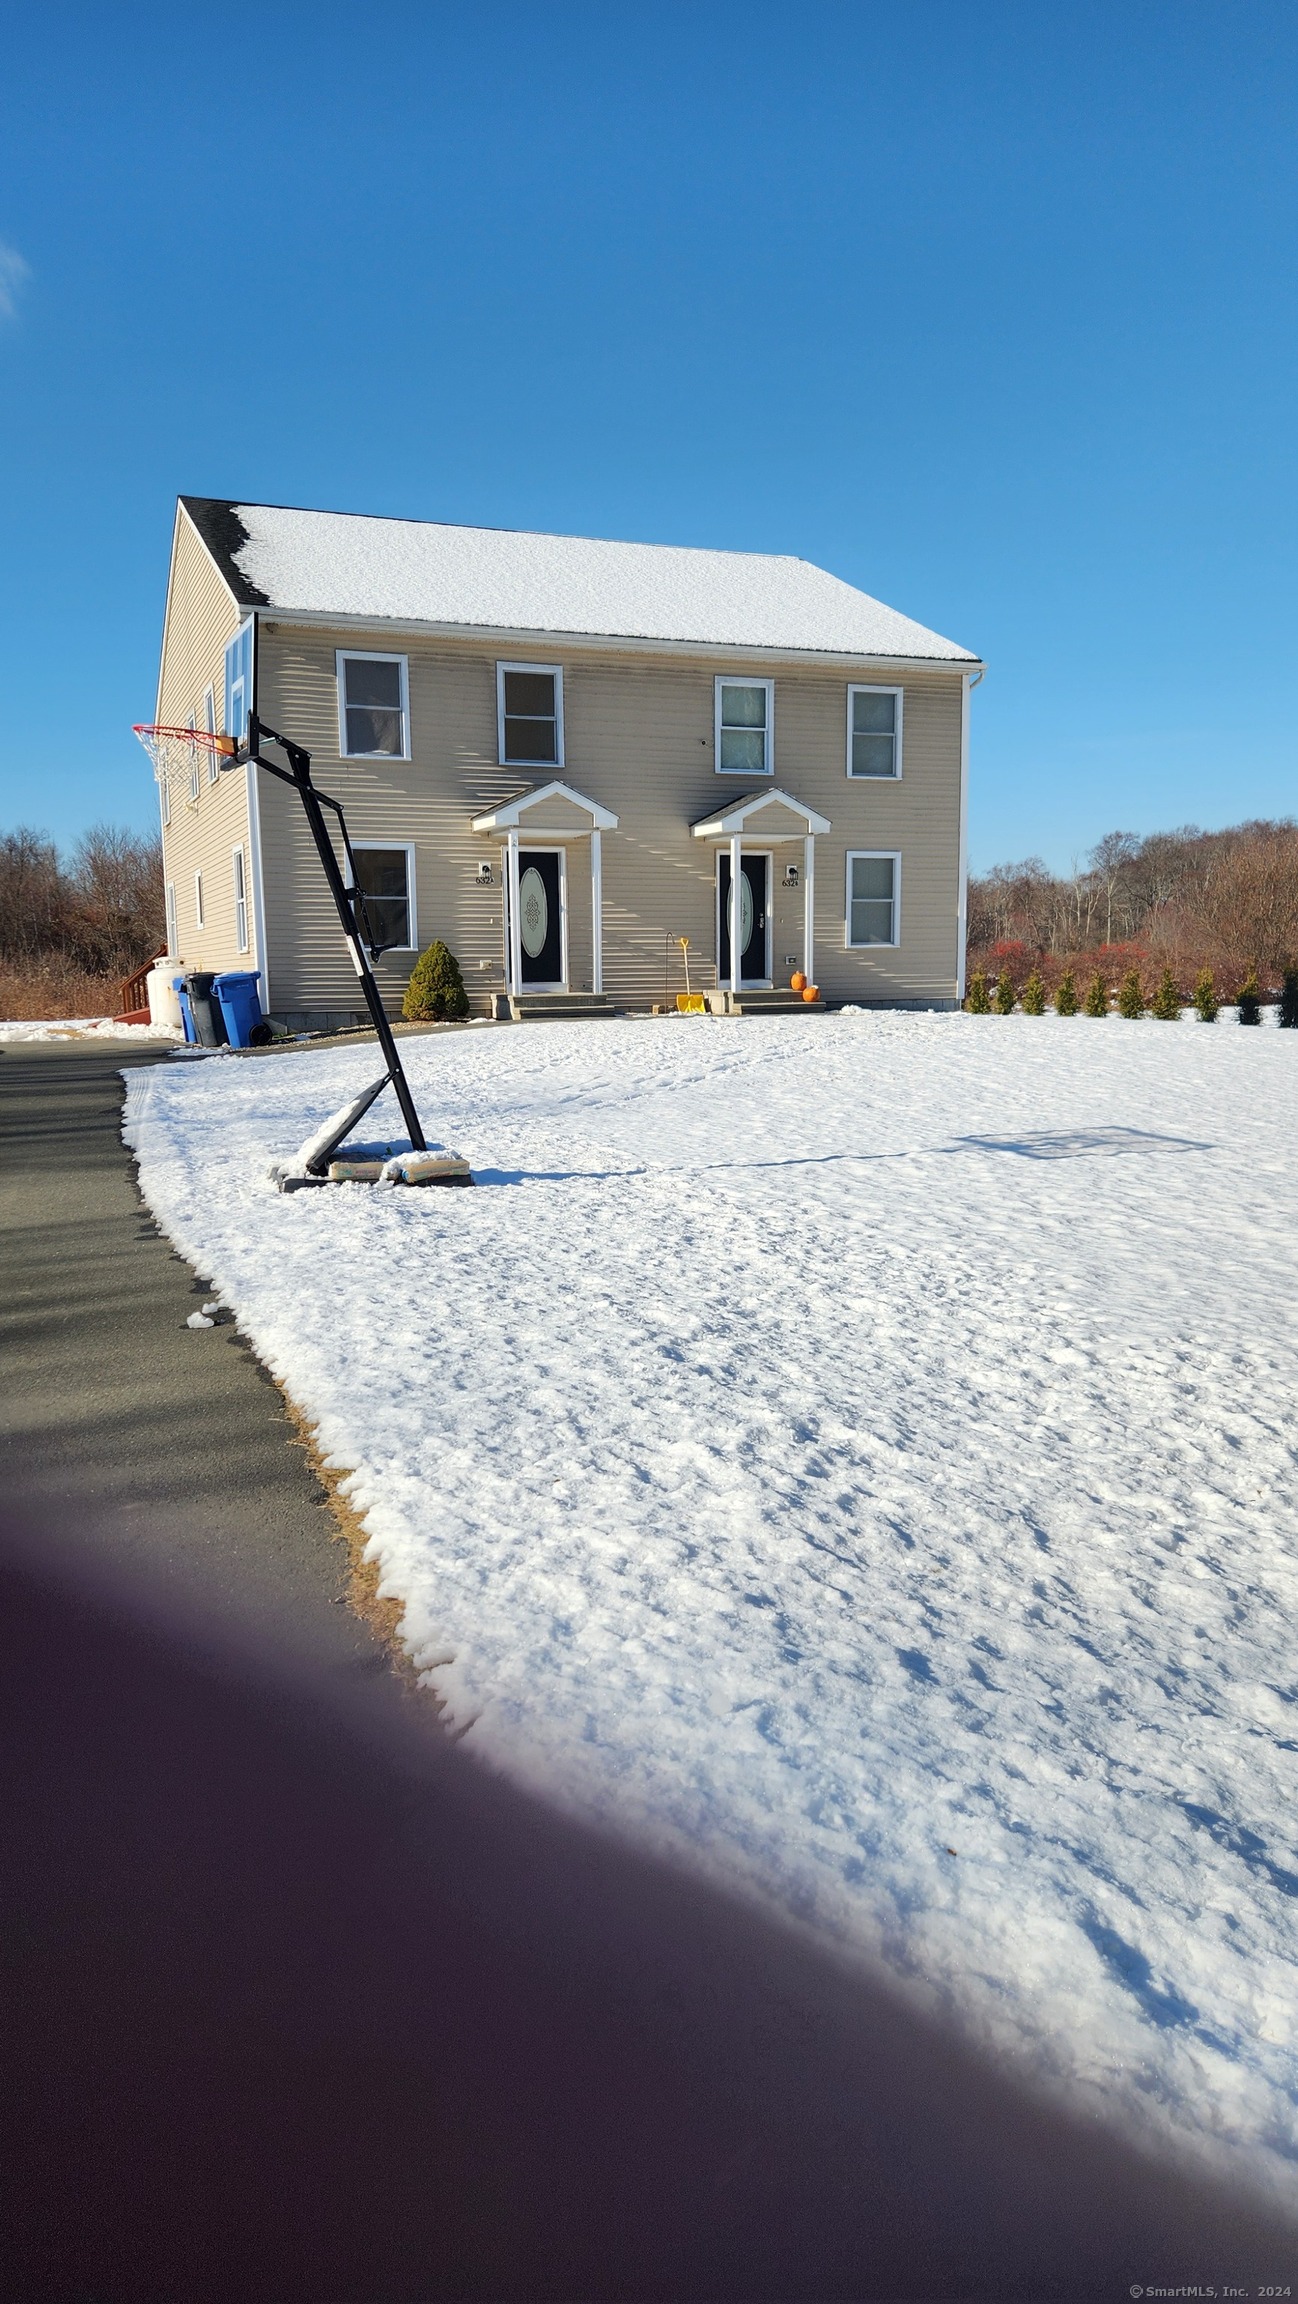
147, 960, 183, 1032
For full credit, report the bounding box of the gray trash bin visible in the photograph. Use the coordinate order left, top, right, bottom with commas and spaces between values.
183, 972, 228, 1048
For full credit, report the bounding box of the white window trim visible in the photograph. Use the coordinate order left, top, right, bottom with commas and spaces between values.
205, 685, 220, 783
845, 850, 901, 949
336, 650, 411, 761
347, 839, 418, 952
186, 714, 200, 804
846, 684, 904, 780
714, 675, 775, 776
496, 661, 565, 769
232, 844, 249, 954
194, 870, 205, 930
165, 879, 178, 952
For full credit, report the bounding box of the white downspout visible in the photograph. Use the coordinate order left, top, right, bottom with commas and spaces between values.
956, 668, 984, 1003
244, 760, 269, 1002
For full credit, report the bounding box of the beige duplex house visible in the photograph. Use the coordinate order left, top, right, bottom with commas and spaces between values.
153, 497, 982, 1027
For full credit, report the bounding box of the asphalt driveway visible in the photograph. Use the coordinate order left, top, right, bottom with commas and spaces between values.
0, 1040, 387, 1677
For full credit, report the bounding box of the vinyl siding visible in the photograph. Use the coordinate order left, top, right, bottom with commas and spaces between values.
255, 624, 966, 1016
154, 508, 256, 980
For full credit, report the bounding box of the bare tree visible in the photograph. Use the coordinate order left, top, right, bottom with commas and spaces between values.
967, 819, 1298, 996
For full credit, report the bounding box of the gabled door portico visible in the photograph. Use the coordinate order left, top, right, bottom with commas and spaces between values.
471, 780, 619, 1000
691, 788, 832, 997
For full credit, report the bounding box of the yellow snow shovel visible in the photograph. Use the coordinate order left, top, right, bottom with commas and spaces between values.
675, 937, 706, 1014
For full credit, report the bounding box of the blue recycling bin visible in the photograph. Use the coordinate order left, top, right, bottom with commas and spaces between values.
173, 976, 197, 1044
214, 970, 264, 1048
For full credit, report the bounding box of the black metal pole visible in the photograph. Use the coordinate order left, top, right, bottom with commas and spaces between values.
243, 714, 427, 1152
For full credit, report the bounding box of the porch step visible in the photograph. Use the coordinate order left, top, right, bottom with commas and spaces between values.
709, 989, 826, 1015
501, 993, 618, 1022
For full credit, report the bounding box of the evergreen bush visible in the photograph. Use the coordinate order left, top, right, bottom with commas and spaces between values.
402, 939, 470, 1023
1020, 969, 1046, 1015
1083, 971, 1109, 1018
1236, 968, 1262, 1026
1116, 968, 1146, 1019
1054, 969, 1078, 1016
1193, 968, 1218, 1022
994, 968, 1016, 1015
965, 969, 991, 1014
1150, 965, 1181, 1021
1279, 964, 1298, 1029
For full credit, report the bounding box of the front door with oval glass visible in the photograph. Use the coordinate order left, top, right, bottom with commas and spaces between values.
511, 848, 565, 986
716, 853, 771, 986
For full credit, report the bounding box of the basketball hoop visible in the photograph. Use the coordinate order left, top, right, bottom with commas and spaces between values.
132, 722, 240, 811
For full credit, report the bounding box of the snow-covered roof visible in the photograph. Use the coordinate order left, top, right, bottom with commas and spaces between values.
180, 498, 979, 665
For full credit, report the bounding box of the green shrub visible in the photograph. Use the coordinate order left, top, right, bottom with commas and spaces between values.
1279, 964, 1298, 1029
1020, 968, 1046, 1015
1236, 968, 1262, 1026
1083, 971, 1109, 1018
965, 969, 991, 1014
402, 939, 470, 1023
1150, 965, 1181, 1021
1193, 968, 1218, 1022
994, 968, 1016, 1015
1054, 970, 1078, 1016
1116, 968, 1146, 1020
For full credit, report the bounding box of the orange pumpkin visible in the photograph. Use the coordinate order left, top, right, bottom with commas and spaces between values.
790, 971, 807, 992
802, 985, 820, 1003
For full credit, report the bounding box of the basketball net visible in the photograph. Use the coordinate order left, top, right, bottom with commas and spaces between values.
132, 724, 239, 815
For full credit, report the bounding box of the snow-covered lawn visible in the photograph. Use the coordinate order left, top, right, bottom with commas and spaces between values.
124, 1012, 1298, 2191
0, 1016, 179, 1042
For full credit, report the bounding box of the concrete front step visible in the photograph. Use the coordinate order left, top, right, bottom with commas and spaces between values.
709, 990, 826, 1015
496, 993, 617, 1022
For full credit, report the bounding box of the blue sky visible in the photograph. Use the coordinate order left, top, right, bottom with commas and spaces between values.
0, 1, 1294, 871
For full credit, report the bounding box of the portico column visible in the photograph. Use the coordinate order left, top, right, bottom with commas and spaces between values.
507, 828, 522, 997
803, 833, 815, 987
729, 833, 742, 997
590, 828, 603, 997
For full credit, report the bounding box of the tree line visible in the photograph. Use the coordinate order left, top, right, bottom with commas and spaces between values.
967, 818, 1298, 998
1, 824, 164, 1012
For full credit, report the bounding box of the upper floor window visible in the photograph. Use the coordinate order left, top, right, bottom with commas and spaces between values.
715, 678, 773, 775
187, 715, 201, 804
497, 664, 563, 766
847, 685, 902, 778
337, 652, 409, 758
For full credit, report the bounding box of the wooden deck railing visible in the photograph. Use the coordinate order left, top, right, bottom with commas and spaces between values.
117, 945, 168, 1017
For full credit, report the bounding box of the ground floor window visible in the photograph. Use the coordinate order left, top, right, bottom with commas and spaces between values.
232, 845, 249, 953
194, 870, 205, 929
350, 845, 415, 952
846, 851, 900, 946
165, 880, 177, 952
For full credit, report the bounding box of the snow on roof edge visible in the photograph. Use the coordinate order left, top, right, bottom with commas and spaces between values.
180, 497, 981, 664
